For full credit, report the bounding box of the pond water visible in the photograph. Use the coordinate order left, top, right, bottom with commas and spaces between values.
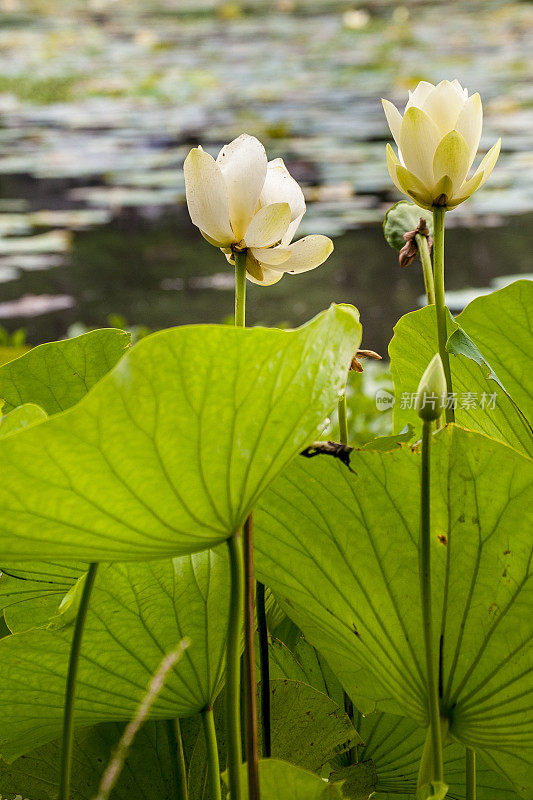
0, 0, 531, 351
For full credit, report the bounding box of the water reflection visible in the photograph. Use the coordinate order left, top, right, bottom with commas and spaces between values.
2, 206, 530, 355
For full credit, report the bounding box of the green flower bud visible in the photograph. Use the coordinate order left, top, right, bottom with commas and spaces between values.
415, 354, 447, 421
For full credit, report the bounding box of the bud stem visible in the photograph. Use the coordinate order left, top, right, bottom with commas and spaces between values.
432, 208, 454, 424
415, 233, 436, 306
420, 420, 444, 786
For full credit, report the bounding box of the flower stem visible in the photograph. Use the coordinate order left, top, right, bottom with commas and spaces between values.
234, 249, 247, 328
466, 748, 476, 800
432, 208, 454, 424
256, 581, 271, 758
225, 533, 245, 800
415, 233, 436, 305
243, 514, 260, 800
338, 395, 349, 445
202, 707, 222, 800
166, 719, 188, 800
233, 246, 262, 798
419, 420, 444, 785
58, 562, 99, 800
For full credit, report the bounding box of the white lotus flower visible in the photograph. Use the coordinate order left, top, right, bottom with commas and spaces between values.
183, 134, 333, 285
382, 80, 501, 210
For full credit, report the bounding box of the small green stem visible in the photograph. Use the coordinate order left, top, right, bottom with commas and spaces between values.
466, 748, 476, 800
202, 707, 222, 800
166, 719, 188, 800
420, 420, 444, 785
225, 534, 245, 800
256, 581, 271, 758
58, 562, 99, 800
234, 250, 247, 328
338, 395, 349, 445
432, 207, 454, 424
415, 233, 436, 306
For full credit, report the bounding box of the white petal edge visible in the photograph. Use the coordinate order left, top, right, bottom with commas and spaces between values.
421, 80, 466, 134
406, 81, 435, 111
259, 158, 306, 222
269, 235, 334, 275
281, 212, 304, 247
455, 93, 483, 169
216, 134, 267, 241
184, 148, 234, 245
382, 99, 403, 146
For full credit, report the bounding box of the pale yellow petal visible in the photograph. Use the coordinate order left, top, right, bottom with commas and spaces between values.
216, 134, 267, 241
269, 235, 333, 275
477, 139, 501, 187
421, 80, 466, 134
259, 158, 306, 222
250, 245, 291, 265
246, 259, 284, 286
395, 165, 434, 209
406, 81, 435, 111
382, 99, 403, 146
432, 130, 470, 194
281, 212, 304, 247
184, 148, 234, 245
386, 143, 405, 194
243, 202, 291, 248
455, 92, 482, 168
399, 107, 441, 189
446, 171, 484, 208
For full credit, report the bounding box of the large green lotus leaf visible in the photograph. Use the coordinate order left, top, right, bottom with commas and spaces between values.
455, 280, 532, 422
352, 712, 521, 800
0, 560, 84, 631
266, 679, 357, 771
270, 636, 519, 799
0, 548, 230, 760
0, 305, 361, 561
389, 302, 532, 457
254, 425, 533, 798
0, 721, 175, 800
0, 328, 131, 414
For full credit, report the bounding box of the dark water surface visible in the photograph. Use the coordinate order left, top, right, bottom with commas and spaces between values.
1, 194, 530, 355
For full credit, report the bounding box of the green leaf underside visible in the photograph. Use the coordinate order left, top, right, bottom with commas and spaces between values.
389, 295, 533, 456
0, 306, 361, 561
455, 280, 532, 425
0, 560, 85, 632
0, 550, 230, 760
254, 425, 533, 798
270, 634, 520, 799
0, 721, 174, 800
267, 679, 357, 771
0, 328, 131, 415
356, 711, 521, 799
229, 758, 343, 799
